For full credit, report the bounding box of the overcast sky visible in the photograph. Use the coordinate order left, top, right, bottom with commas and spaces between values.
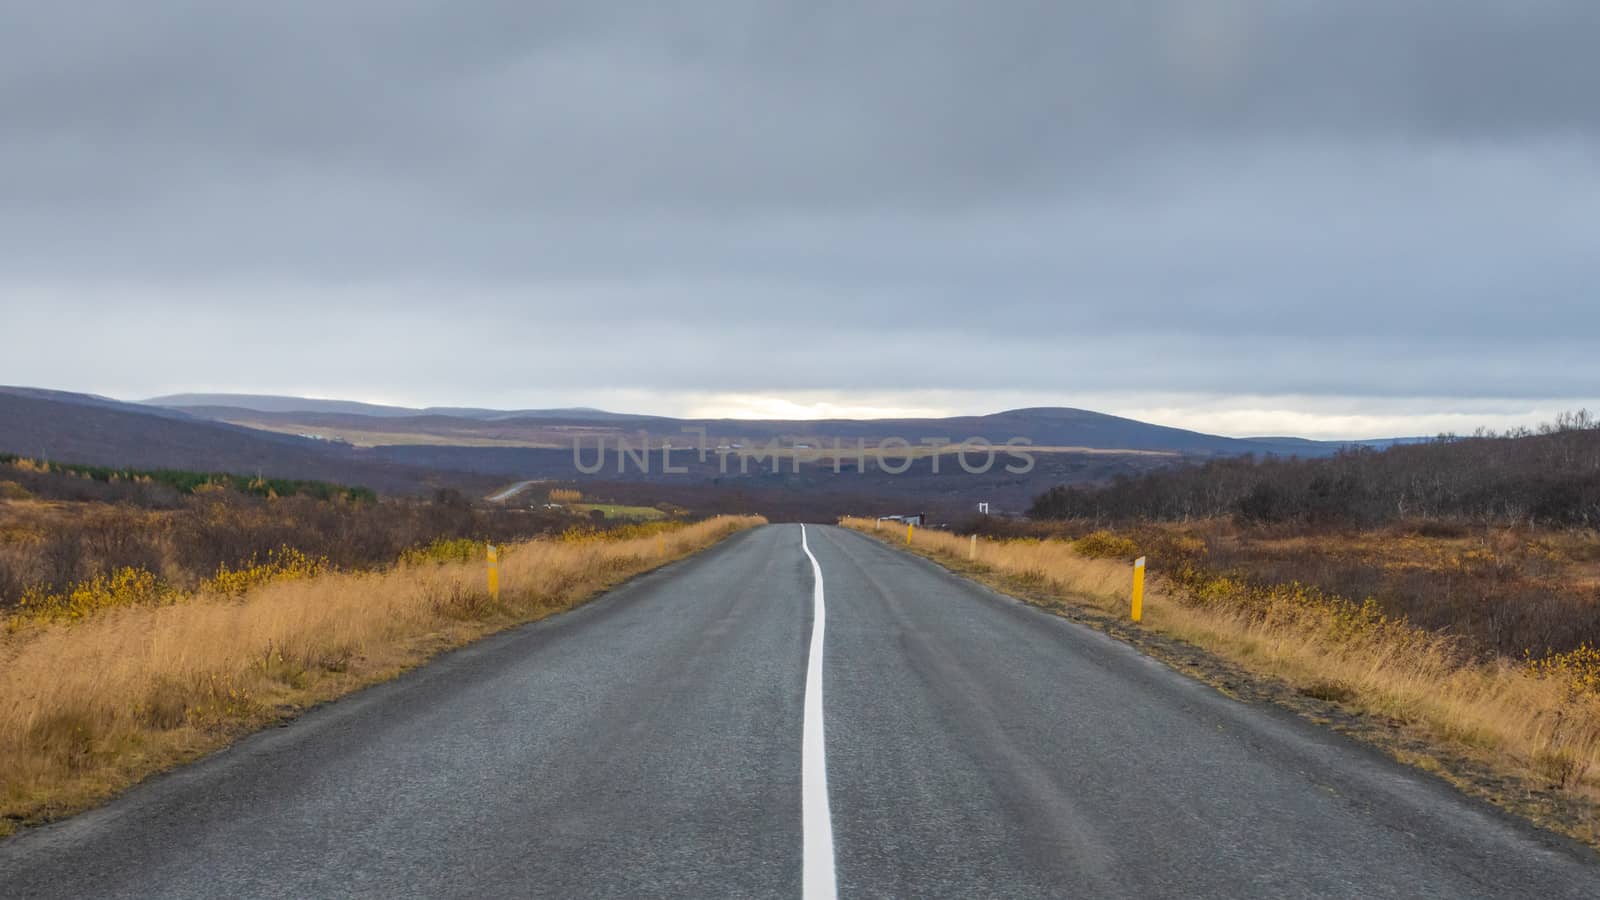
3, 2, 1597, 438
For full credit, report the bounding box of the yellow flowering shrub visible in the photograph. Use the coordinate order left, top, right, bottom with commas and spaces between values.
1528, 644, 1600, 698
202, 547, 328, 597
560, 520, 679, 543
399, 537, 485, 566
1072, 530, 1140, 560
11, 567, 178, 625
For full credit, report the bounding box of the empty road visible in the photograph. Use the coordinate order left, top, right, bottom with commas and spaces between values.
2, 524, 1597, 898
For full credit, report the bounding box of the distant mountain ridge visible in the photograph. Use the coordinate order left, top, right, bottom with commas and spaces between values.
140, 392, 1393, 456
0, 385, 1414, 513
144, 393, 619, 421
0, 386, 486, 494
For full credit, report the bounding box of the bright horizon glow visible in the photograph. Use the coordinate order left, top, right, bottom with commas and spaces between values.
680, 394, 953, 421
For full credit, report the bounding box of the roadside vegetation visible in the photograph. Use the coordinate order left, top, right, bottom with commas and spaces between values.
843, 420, 1600, 846
0, 455, 569, 616
1029, 410, 1600, 529
0, 454, 377, 502
843, 516, 1600, 843
0, 455, 763, 835
966, 516, 1600, 661
0, 512, 762, 836
572, 503, 668, 521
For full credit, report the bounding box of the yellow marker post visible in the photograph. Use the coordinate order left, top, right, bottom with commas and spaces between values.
906, 522, 914, 545
657, 534, 665, 557
969, 534, 977, 560
1131, 556, 1146, 622
487, 544, 500, 602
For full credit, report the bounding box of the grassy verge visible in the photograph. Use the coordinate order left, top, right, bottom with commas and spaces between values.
841, 517, 1600, 846
572, 503, 667, 521
0, 515, 765, 837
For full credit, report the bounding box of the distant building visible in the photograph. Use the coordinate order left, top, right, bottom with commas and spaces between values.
877, 513, 926, 527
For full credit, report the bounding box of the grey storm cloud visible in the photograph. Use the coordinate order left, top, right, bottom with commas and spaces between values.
1, 1, 1598, 421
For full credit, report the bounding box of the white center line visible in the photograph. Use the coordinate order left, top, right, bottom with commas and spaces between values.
799, 524, 838, 900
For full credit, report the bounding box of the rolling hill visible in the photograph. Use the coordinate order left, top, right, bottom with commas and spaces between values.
4, 386, 1403, 516
0, 388, 487, 495
144, 393, 1379, 457
144, 393, 621, 421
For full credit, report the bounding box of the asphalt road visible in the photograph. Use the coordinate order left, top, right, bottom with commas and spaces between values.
3, 524, 1598, 898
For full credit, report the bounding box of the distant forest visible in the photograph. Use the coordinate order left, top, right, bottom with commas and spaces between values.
0, 454, 376, 503
1029, 412, 1600, 528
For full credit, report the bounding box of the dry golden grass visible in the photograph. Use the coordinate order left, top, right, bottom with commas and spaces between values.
970, 516, 1600, 659
0, 515, 763, 836
842, 517, 1600, 838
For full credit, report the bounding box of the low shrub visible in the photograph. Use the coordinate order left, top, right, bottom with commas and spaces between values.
202, 547, 329, 597
399, 537, 485, 566
1072, 530, 1139, 560
10, 567, 179, 626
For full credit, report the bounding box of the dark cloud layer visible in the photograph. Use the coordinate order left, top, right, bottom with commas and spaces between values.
2, 2, 1597, 433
